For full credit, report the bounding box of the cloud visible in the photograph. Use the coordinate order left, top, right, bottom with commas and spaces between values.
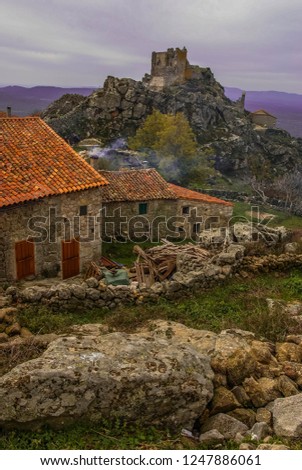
0, 0, 301, 91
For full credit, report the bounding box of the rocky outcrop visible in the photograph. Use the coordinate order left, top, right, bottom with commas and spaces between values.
42, 56, 302, 177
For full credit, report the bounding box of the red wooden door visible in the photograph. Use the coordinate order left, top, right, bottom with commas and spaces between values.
61, 239, 80, 279
15, 240, 35, 280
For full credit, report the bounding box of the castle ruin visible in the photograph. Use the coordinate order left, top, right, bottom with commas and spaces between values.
148, 47, 209, 91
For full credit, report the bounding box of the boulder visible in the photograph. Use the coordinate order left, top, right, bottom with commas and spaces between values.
276, 342, 302, 363
70, 284, 86, 300
256, 408, 271, 424
210, 386, 240, 415
227, 408, 256, 428
256, 444, 289, 450
243, 377, 281, 407
200, 413, 248, 440
0, 329, 214, 430
248, 422, 272, 441
272, 394, 302, 438
199, 429, 225, 446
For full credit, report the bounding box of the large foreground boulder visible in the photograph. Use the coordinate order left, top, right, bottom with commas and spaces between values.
0, 331, 214, 430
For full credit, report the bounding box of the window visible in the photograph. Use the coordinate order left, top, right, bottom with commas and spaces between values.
193, 223, 201, 234
139, 203, 148, 215
182, 206, 190, 215
79, 205, 87, 216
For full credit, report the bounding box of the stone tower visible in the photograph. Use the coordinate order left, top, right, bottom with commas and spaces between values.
149, 47, 188, 90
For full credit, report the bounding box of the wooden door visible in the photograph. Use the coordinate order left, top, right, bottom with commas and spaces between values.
61, 239, 80, 279
15, 240, 35, 280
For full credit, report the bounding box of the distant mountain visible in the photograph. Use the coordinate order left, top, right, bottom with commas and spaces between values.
225, 87, 302, 138
1, 84, 301, 139
0, 86, 95, 116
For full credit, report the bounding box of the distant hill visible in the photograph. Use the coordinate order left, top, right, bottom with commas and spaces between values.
1, 84, 301, 139
0, 86, 95, 116
225, 87, 302, 138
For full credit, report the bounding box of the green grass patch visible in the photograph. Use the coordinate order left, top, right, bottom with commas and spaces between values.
102, 240, 155, 267
18, 270, 302, 342
232, 202, 302, 229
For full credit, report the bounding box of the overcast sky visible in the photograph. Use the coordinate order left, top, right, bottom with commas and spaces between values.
1, 0, 301, 93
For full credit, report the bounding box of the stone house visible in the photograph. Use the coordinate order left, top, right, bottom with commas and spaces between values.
99, 169, 233, 242
251, 109, 277, 128
0, 117, 108, 281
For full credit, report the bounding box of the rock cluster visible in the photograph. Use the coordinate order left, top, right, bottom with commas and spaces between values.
240, 253, 302, 274
1, 320, 302, 445
141, 321, 302, 442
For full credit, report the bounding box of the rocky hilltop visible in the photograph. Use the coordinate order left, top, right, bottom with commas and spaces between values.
42, 48, 302, 176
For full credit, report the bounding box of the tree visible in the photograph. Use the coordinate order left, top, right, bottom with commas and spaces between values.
128, 110, 198, 183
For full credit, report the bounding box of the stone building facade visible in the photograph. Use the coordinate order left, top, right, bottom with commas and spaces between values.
0, 117, 107, 282
251, 110, 277, 128
99, 169, 233, 242
0, 188, 104, 281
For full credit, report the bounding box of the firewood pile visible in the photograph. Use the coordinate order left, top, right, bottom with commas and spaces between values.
130, 240, 210, 286
84, 262, 103, 279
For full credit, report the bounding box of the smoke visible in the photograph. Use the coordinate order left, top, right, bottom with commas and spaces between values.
88, 138, 127, 159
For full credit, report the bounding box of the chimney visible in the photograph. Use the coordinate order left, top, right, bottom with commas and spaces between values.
7, 106, 11, 117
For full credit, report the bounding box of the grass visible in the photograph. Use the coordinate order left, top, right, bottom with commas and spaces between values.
0, 420, 247, 450
232, 201, 302, 229
17, 270, 302, 342
1, 420, 300, 450
102, 240, 154, 267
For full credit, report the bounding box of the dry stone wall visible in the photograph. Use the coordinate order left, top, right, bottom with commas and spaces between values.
4, 246, 302, 311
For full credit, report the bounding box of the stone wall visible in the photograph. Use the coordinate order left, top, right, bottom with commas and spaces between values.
102, 199, 176, 241
6, 249, 302, 312
0, 187, 103, 281
102, 199, 233, 242
176, 199, 233, 237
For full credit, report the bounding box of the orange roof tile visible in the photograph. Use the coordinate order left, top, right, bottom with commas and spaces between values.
168, 183, 233, 206
0, 117, 108, 208
99, 169, 177, 202
99, 168, 232, 207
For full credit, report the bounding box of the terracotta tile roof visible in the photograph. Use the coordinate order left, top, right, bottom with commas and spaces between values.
251, 109, 276, 118
99, 169, 177, 202
0, 117, 108, 208
0, 111, 7, 118
99, 168, 232, 207
168, 183, 233, 206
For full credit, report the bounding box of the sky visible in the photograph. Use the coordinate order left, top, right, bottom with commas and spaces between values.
0, 0, 301, 93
